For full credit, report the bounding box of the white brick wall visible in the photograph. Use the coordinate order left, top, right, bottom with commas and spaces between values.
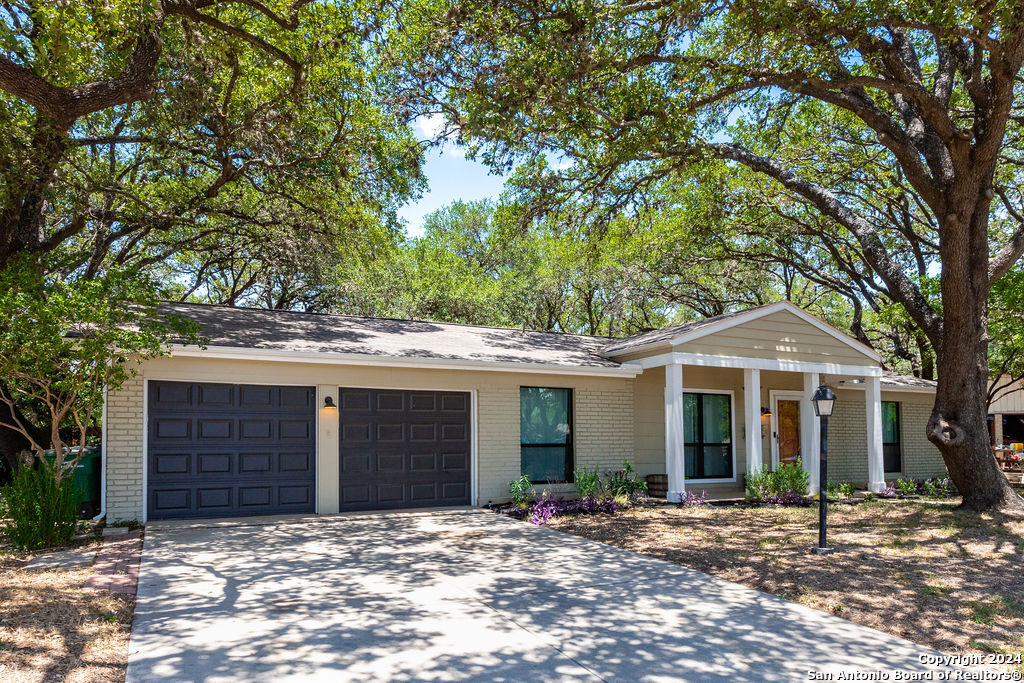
828, 391, 946, 486
102, 359, 637, 519
105, 375, 144, 523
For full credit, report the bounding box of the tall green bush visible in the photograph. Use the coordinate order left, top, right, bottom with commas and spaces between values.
574, 465, 602, 497
0, 461, 78, 550
745, 460, 810, 501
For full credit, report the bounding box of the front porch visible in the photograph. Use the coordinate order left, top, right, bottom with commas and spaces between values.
631, 354, 887, 501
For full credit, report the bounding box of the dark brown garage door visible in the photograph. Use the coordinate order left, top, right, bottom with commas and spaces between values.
147, 381, 317, 520
338, 388, 471, 511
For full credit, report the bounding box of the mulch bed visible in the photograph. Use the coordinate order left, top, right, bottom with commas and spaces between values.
548, 500, 1024, 670
0, 530, 138, 682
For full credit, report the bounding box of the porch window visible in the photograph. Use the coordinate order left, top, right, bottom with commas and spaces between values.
684, 392, 733, 479
520, 387, 573, 483
882, 401, 902, 473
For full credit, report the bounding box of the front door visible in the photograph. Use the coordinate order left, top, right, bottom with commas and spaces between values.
776, 398, 801, 467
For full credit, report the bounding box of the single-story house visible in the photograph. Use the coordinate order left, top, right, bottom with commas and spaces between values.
101, 300, 947, 522
989, 375, 1024, 445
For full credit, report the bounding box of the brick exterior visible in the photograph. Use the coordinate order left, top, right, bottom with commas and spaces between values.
102, 359, 635, 519
105, 375, 144, 523
828, 392, 946, 486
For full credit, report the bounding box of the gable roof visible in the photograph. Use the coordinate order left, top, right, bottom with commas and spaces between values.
602, 301, 881, 362
161, 302, 626, 372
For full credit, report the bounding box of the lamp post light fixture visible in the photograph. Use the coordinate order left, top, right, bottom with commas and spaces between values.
811, 383, 837, 555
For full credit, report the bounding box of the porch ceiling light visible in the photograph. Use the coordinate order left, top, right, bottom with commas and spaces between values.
811, 384, 837, 417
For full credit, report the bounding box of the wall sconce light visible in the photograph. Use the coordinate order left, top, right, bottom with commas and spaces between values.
760, 407, 772, 418
323, 396, 337, 410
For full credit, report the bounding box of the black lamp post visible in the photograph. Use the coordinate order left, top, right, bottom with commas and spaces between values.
811, 383, 837, 555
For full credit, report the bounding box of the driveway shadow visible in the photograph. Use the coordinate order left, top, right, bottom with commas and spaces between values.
127, 511, 960, 682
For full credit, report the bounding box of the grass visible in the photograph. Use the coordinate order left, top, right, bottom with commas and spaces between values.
0, 539, 133, 682
549, 499, 1024, 670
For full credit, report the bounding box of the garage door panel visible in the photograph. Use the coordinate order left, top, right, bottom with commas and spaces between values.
148, 381, 315, 520
339, 388, 471, 511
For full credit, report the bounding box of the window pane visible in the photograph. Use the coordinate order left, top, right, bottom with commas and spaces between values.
883, 443, 902, 473
703, 445, 731, 478
521, 446, 568, 482
684, 445, 696, 478
683, 393, 699, 445
520, 387, 570, 445
702, 394, 731, 444
882, 402, 900, 444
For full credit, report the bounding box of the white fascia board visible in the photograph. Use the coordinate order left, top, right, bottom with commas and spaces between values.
625, 351, 883, 377
168, 345, 641, 378
667, 301, 883, 363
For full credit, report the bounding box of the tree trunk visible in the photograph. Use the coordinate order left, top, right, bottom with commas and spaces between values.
928, 203, 1024, 511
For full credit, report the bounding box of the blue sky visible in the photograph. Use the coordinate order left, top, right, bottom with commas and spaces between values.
397, 116, 506, 237
398, 150, 505, 237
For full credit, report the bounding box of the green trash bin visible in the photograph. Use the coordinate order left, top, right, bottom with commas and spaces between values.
41, 447, 102, 519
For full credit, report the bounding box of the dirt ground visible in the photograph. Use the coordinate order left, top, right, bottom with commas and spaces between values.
0, 542, 133, 683
550, 499, 1024, 669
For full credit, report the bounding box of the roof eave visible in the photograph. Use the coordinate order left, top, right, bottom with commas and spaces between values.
167, 344, 641, 377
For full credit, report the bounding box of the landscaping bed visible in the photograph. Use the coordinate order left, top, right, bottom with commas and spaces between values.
0, 536, 134, 682
548, 500, 1024, 670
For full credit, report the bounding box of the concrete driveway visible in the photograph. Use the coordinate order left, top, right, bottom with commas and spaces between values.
127, 509, 952, 682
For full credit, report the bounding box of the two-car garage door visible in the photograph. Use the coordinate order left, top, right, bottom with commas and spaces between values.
147, 381, 472, 520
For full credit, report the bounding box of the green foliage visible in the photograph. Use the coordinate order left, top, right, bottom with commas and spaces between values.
605, 461, 647, 496
840, 482, 856, 499
0, 462, 79, 551
826, 481, 840, 501
573, 465, 602, 498
896, 479, 918, 496
508, 474, 535, 507
0, 258, 199, 473
746, 461, 810, 501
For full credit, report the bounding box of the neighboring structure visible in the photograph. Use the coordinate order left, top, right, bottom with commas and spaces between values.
990, 376, 1024, 446
101, 301, 947, 522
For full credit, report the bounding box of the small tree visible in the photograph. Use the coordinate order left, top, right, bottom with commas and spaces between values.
0, 259, 197, 482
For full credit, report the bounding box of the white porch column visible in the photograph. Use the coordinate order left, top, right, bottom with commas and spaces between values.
665, 363, 686, 501
743, 368, 762, 477
801, 372, 821, 494
866, 375, 885, 492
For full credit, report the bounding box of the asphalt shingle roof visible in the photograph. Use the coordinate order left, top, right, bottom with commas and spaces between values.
160, 302, 936, 391
161, 302, 620, 369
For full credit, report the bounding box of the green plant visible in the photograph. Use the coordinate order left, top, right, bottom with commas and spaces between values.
896, 478, 917, 496
745, 467, 770, 501
0, 460, 79, 550
772, 460, 810, 496
839, 482, 856, 498
573, 465, 602, 498
605, 461, 647, 496
826, 480, 840, 500
508, 475, 535, 507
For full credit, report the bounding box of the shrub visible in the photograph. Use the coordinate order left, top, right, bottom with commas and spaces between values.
574, 465, 602, 498
0, 461, 79, 551
921, 477, 955, 499
678, 490, 708, 507
508, 474, 535, 507
826, 480, 840, 500
745, 467, 770, 501
895, 478, 917, 496
606, 461, 647, 496
839, 482, 856, 498
746, 461, 810, 502
773, 460, 810, 496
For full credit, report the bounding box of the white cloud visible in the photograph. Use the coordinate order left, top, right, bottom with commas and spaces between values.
413, 113, 447, 140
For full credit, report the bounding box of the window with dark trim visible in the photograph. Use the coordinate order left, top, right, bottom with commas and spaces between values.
684, 392, 733, 479
520, 387, 573, 483
882, 401, 902, 473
